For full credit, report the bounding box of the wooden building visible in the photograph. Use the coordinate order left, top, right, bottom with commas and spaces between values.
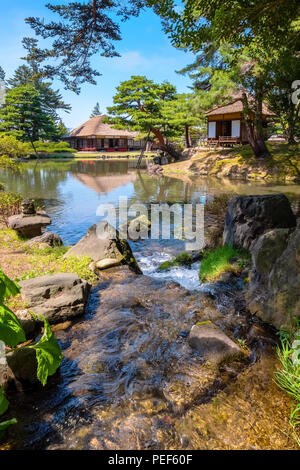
66, 115, 144, 151
206, 97, 274, 145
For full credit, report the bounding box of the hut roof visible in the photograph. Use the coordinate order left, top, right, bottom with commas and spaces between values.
69, 115, 138, 138
206, 93, 274, 117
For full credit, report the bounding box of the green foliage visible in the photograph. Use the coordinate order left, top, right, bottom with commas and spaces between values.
159, 252, 193, 271
0, 267, 63, 437
31, 141, 75, 154
149, 0, 300, 51
199, 244, 250, 282
0, 135, 29, 160
24, 1, 145, 93
0, 191, 23, 226
0, 85, 64, 145
30, 316, 63, 386
275, 320, 300, 446
0, 304, 26, 348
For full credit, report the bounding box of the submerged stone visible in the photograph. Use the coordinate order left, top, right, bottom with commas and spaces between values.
188, 323, 243, 364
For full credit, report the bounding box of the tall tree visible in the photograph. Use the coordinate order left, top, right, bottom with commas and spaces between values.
107, 76, 182, 159
0, 85, 61, 151
24, 0, 147, 93
90, 102, 101, 117
161, 94, 200, 148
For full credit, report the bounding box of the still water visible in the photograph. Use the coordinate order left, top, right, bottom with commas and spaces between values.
1, 160, 299, 450
1, 159, 299, 290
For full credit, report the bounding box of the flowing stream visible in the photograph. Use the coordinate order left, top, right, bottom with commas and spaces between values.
0, 160, 299, 450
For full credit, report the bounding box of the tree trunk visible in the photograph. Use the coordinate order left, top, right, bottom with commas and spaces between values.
242, 92, 270, 159
151, 127, 182, 161
185, 125, 192, 148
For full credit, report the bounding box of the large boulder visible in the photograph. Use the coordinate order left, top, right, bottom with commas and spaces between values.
18, 273, 91, 324
223, 194, 296, 250
188, 322, 243, 364
64, 222, 142, 274
246, 227, 300, 329
8, 211, 51, 238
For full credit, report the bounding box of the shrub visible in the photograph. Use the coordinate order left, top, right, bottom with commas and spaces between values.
0, 192, 22, 227
199, 244, 250, 282
32, 141, 75, 154
0, 135, 29, 162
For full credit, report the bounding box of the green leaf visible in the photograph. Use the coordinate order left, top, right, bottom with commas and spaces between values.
0, 387, 9, 416
31, 316, 62, 386
0, 269, 20, 302
0, 304, 26, 347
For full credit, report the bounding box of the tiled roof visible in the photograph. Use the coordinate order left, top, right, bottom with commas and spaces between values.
69, 115, 139, 138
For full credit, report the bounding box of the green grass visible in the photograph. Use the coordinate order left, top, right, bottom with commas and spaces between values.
275, 320, 300, 446
158, 252, 193, 271
199, 244, 251, 282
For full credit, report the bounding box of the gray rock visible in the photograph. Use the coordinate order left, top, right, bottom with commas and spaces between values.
8, 211, 51, 238
223, 194, 296, 250
18, 273, 91, 324
27, 231, 63, 248
188, 323, 243, 364
246, 227, 300, 329
64, 222, 141, 274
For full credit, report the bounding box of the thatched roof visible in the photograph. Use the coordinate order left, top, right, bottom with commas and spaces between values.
69, 115, 138, 138
206, 93, 274, 117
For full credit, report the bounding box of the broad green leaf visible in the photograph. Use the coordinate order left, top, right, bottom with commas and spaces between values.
0, 269, 20, 302
0, 387, 9, 416
31, 316, 62, 386
0, 304, 26, 347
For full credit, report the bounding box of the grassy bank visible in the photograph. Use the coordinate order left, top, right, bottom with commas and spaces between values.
164, 142, 300, 181
0, 228, 97, 284
199, 244, 251, 282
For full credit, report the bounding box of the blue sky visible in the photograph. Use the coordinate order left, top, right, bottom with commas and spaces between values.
0, 1, 195, 129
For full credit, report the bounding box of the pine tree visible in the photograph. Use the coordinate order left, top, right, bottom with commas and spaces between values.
0, 85, 60, 152
24, 0, 146, 93
107, 76, 182, 160
90, 102, 101, 118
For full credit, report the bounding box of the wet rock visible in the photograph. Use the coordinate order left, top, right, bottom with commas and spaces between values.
18, 273, 91, 324
246, 227, 300, 329
6, 348, 38, 384
8, 211, 51, 238
64, 222, 141, 274
223, 194, 296, 250
26, 232, 63, 248
188, 323, 243, 364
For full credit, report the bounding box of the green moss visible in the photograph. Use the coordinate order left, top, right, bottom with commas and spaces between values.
199, 244, 251, 283
159, 252, 193, 271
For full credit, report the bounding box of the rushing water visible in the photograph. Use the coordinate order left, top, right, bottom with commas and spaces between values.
1, 160, 299, 450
